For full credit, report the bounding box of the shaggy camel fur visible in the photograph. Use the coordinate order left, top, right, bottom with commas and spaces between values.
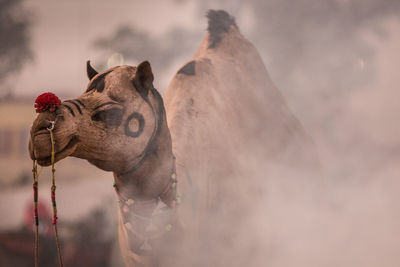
29, 10, 319, 267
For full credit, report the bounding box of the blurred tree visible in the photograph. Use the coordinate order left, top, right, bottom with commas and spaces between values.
93, 25, 200, 87
0, 0, 33, 95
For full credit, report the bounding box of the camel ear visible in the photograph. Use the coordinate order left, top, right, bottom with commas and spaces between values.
87, 60, 98, 80
133, 61, 154, 95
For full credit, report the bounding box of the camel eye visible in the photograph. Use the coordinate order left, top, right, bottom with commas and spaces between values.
91, 108, 123, 126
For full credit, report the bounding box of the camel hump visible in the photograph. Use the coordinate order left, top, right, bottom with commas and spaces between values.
207, 10, 238, 48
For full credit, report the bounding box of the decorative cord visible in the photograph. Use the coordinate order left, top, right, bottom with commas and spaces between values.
32, 159, 39, 267
49, 129, 64, 267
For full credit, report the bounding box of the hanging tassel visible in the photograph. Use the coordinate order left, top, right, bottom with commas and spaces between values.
32, 160, 39, 267
49, 129, 64, 267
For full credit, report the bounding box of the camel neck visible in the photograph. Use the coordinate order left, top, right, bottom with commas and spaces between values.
113, 91, 175, 203
113, 134, 174, 197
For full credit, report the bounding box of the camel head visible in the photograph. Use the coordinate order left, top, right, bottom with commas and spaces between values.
29, 61, 167, 174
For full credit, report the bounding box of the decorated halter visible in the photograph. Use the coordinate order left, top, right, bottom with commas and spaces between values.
113, 156, 180, 252
31, 92, 63, 267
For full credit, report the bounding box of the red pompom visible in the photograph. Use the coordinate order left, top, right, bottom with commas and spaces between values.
34, 92, 61, 113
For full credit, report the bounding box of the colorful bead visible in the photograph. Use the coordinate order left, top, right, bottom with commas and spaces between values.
123, 205, 129, 213
171, 200, 176, 208
165, 224, 172, 231
126, 199, 134, 206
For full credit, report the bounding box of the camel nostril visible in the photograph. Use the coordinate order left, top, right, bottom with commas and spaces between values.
37, 126, 50, 132
46, 120, 56, 130
33, 117, 56, 134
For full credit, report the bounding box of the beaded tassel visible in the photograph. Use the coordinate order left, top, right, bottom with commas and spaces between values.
32, 159, 39, 267
49, 129, 63, 267
51, 186, 58, 224
33, 182, 39, 226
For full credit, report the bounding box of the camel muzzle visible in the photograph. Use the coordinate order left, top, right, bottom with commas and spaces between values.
29, 111, 78, 166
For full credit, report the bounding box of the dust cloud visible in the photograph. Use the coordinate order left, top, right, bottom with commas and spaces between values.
153, 1, 400, 266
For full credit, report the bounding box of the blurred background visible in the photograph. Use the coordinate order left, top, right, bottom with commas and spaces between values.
0, 0, 399, 266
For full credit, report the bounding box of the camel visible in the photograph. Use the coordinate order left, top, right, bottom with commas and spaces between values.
29, 10, 319, 267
